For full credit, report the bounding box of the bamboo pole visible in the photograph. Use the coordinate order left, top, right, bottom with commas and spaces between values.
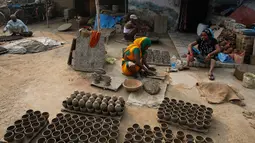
95, 0, 100, 31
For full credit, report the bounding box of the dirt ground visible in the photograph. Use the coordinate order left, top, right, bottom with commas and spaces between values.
1, 20, 255, 142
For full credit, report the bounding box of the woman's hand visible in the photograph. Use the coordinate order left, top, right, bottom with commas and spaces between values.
205, 54, 211, 61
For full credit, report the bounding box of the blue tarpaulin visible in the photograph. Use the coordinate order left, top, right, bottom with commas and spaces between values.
94, 14, 122, 29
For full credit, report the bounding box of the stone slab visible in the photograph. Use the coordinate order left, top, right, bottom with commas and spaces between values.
91, 76, 124, 92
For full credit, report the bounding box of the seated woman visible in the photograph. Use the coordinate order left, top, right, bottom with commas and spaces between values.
122, 37, 156, 78
185, 29, 221, 80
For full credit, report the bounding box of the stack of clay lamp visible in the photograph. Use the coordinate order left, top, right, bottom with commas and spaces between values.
38, 113, 119, 143
62, 91, 125, 117
3, 109, 49, 143
124, 123, 214, 143
157, 97, 213, 133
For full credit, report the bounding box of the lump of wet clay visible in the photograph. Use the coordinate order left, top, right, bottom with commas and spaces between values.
143, 80, 161, 95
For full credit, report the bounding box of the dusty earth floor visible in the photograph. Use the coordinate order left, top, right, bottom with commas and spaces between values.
1, 19, 255, 142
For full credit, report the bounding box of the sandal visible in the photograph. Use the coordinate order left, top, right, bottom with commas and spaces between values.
208, 74, 215, 81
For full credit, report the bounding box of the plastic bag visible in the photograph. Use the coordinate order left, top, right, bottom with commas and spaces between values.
234, 51, 245, 64
218, 53, 234, 63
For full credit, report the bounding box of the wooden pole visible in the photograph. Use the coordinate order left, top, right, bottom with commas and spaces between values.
95, 0, 100, 31
46, 0, 49, 28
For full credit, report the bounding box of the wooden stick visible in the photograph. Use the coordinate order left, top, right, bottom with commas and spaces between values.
95, 0, 100, 32
46, 0, 49, 28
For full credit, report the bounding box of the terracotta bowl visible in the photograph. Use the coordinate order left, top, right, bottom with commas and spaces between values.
123, 79, 143, 92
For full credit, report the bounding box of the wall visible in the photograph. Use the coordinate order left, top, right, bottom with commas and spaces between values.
54, 0, 74, 15
128, 0, 180, 32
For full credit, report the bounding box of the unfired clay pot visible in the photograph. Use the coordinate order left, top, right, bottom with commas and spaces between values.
108, 99, 115, 104
70, 94, 76, 99
102, 98, 108, 104
79, 99, 85, 107
95, 97, 101, 103
89, 96, 95, 103
107, 103, 115, 112
74, 91, 79, 95
100, 102, 107, 111
176, 131, 185, 140
115, 104, 122, 112
82, 96, 89, 102
76, 94, 82, 100
118, 96, 124, 103
62, 101, 67, 108
86, 100, 93, 109
72, 98, 79, 106
93, 101, 100, 109
195, 136, 205, 143
4, 131, 14, 142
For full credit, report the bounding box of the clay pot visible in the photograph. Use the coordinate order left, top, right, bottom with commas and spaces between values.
47, 124, 55, 132
127, 127, 135, 135
67, 120, 76, 128
93, 123, 101, 131
86, 100, 93, 109
187, 114, 195, 120
91, 130, 99, 137
76, 94, 82, 100
188, 111, 195, 116
30, 115, 38, 123
32, 122, 40, 132
158, 107, 164, 112
72, 98, 79, 106
178, 100, 185, 105
26, 109, 34, 116
79, 134, 88, 142
82, 127, 91, 135
143, 124, 151, 131
176, 131, 185, 140
145, 130, 153, 137
187, 119, 195, 128
111, 125, 119, 133
186, 102, 192, 106
98, 137, 107, 143
176, 103, 182, 108
37, 137, 47, 143
69, 134, 78, 142
88, 136, 97, 143
162, 100, 168, 105
42, 129, 52, 139
204, 115, 212, 122
108, 138, 117, 143
143, 136, 153, 143
74, 90, 79, 95
107, 103, 115, 112
7, 125, 16, 132
78, 99, 85, 107
73, 128, 82, 135
14, 120, 23, 127
95, 97, 102, 103
171, 114, 178, 123
173, 138, 182, 143
108, 99, 115, 104
110, 111, 117, 117
87, 108, 94, 113
179, 117, 187, 125
38, 117, 46, 127
64, 114, 71, 121
165, 129, 172, 134
100, 102, 107, 110
64, 126, 73, 135
181, 108, 188, 113
164, 113, 171, 120
102, 124, 110, 131
124, 133, 133, 141
183, 105, 190, 110
82, 95, 89, 102
76, 121, 84, 129
86, 92, 91, 97
79, 116, 87, 122
154, 126, 161, 133
21, 122, 30, 130
72, 114, 79, 122
52, 130, 61, 140
173, 107, 180, 112
196, 115, 204, 122
186, 134, 194, 142
62, 100, 68, 108
60, 133, 69, 142
66, 97, 73, 105
164, 97, 170, 101
87, 116, 95, 122
195, 136, 205, 143
204, 121, 211, 129
80, 91, 85, 95
14, 133, 25, 143
15, 127, 24, 134
132, 123, 140, 130
118, 96, 125, 103
73, 106, 80, 111
157, 111, 164, 119
102, 98, 108, 103
205, 137, 214, 143
89, 96, 95, 103
85, 121, 93, 129
136, 128, 144, 136
160, 123, 168, 131
4, 131, 14, 142
134, 135, 143, 143
93, 101, 100, 109
198, 108, 205, 113
115, 104, 122, 112
67, 104, 73, 110
154, 139, 162, 143
155, 132, 163, 140
25, 127, 34, 138
34, 111, 41, 118
56, 124, 64, 133
179, 112, 187, 118
110, 131, 118, 139
51, 118, 59, 126
165, 133, 174, 142
111, 120, 119, 127
206, 107, 213, 114
79, 106, 86, 112
21, 114, 29, 122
